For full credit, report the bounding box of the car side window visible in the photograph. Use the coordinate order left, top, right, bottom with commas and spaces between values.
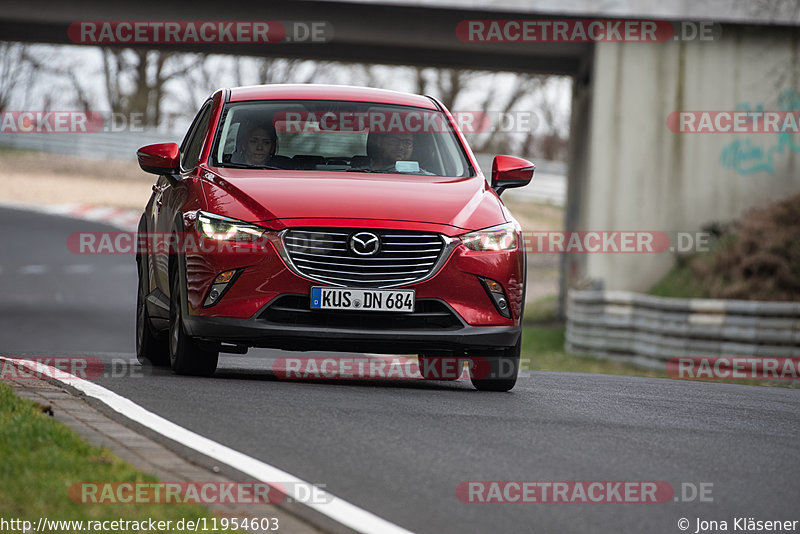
181, 102, 213, 170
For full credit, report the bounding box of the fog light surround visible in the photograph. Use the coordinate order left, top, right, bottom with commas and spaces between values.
204, 269, 241, 307
480, 277, 511, 319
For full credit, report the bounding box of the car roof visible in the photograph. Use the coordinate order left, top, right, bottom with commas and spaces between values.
227, 84, 438, 109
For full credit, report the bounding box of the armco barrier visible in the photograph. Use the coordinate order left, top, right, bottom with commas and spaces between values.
565, 290, 800, 369
0, 129, 180, 160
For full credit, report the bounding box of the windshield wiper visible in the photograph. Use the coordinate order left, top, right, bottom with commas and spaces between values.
346, 168, 381, 173
216, 163, 281, 170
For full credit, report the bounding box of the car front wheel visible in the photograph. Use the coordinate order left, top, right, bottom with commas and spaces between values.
169, 264, 219, 376
136, 254, 170, 367
469, 338, 521, 392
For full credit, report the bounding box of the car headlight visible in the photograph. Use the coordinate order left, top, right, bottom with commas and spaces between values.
460, 223, 519, 251
197, 211, 265, 242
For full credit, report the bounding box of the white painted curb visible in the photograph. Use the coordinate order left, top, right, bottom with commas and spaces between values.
1, 357, 415, 534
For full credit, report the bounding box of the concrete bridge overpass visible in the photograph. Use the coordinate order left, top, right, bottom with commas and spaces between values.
4, 0, 800, 302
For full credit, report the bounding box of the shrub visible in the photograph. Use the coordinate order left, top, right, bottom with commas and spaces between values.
689, 192, 800, 301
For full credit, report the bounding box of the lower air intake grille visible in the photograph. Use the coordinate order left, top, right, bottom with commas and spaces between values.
260, 295, 461, 330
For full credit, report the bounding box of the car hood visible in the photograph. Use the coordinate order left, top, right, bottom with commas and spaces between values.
201, 169, 508, 233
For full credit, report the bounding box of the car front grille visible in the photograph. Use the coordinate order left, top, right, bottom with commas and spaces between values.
282, 229, 448, 288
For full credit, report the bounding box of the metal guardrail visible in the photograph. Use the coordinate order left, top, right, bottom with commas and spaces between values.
0, 130, 182, 160
566, 290, 800, 369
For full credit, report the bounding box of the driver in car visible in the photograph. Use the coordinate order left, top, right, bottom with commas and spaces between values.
242, 123, 277, 166
233, 122, 295, 169
367, 131, 416, 172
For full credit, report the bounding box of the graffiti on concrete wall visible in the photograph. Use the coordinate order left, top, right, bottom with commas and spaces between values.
719, 89, 800, 175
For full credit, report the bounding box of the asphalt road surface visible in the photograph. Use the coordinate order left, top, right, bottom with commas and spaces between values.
2, 206, 799, 534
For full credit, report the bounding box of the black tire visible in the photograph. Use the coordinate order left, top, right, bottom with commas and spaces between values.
169, 263, 219, 376
417, 354, 462, 380
469, 338, 520, 392
136, 254, 170, 366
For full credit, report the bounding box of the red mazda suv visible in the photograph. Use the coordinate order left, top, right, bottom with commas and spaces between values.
135, 84, 533, 391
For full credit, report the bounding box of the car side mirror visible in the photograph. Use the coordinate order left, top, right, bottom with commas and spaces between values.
137, 143, 182, 185
491, 155, 535, 196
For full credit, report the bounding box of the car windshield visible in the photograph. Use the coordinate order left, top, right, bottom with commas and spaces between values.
210, 100, 473, 177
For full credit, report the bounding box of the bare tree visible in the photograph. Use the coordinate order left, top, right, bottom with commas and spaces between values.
436, 68, 476, 110
0, 43, 35, 112
15, 45, 90, 113
413, 67, 427, 95
533, 77, 570, 160
244, 56, 335, 85
355, 64, 382, 88
411, 67, 476, 110
472, 73, 546, 154
101, 48, 205, 127
357, 65, 569, 159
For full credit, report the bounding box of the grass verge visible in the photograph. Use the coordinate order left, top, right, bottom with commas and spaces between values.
648, 259, 710, 299
0, 383, 237, 531
520, 325, 666, 378
522, 294, 559, 323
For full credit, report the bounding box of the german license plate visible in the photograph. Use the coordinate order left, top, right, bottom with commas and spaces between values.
310, 287, 415, 312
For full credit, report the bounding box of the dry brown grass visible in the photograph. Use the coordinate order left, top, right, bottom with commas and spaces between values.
689, 192, 800, 301
503, 196, 564, 232
0, 149, 153, 209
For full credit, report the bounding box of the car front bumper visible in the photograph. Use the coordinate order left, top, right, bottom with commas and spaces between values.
183, 311, 521, 354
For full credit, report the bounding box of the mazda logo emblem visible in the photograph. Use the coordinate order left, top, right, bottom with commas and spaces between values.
349, 232, 380, 256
